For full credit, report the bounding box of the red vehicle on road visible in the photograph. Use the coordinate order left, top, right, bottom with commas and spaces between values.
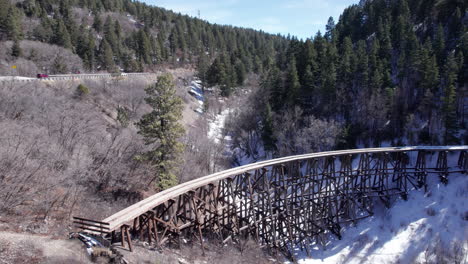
37, 73, 49, 78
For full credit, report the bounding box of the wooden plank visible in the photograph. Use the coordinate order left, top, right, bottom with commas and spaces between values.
74, 225, 110, 234
72, 221, 110, 230
73, 217, 110, 225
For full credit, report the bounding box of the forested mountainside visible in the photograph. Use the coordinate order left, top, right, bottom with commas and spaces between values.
1, 0, 465, 153
225, 0, 467, 160
0, 0, 288, 86
0, 0, 466, 262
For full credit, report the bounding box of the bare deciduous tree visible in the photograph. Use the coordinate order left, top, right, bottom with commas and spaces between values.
274, 107, 342, 156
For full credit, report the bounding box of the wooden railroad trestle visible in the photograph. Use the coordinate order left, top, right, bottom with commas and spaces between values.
74, 147, 468, 261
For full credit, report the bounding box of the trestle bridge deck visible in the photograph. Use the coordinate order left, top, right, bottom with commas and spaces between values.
74, 146, 468, 261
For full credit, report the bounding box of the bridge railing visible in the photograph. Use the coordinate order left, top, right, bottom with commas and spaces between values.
72, 217, 110, 234
74, 146, 467, 260
0, 73, 157, 83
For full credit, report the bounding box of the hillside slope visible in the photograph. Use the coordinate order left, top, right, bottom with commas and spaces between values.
294, 172, 467, 264
0, 70, 200, 233
0, 0, 287, 88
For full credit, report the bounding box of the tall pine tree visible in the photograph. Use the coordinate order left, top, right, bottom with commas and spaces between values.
136, 74, 185, 190
442, 53, 459, 144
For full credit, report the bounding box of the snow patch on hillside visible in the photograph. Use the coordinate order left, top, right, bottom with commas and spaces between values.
208, 109, 230, 144
188, 79, 204, 114
293, 173, 468, 264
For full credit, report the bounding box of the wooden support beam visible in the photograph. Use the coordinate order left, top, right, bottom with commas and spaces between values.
120, 226, 125, 248
125, 225, 133, 252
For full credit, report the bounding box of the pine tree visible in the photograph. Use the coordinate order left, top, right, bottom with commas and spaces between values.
150, 36, 162, 64
264, 66, 283, 112
99, 39, 114, 71
442, 53, 459, 144
323, 62, 337, 107
301, 64, 315, 95
339, 37, 353, 82
392, 13, 408, 49
93, 14, 103, 33
4, 6, 22, 40
33, 15, 53, 42
325, 17, 335, 41
23, 0, 39, 17
404, 29, 420, 71
234, 61, 246, 86
449, 8, 463, 39
104, 16, 117, 50
76, 25, 89, 57
285, 57, 301, 107
370, 67, 383, 91
176, 24, 187, 53
53, 19, 72, 49
197, 50, 210, 88
433, 24, 446, 66
377, 17, 392, 64
355, 40, 369, 90
11, 39, 22, 57
137, 29, 151, 64
169, 28, 178, 55
136, 74, 185, 190
337, 36, 354, 117
122, 52, 140, 72
253, 55, 263, 74
218, 59, 232, 97
86, 31, 96, 71
320, 42, 337, 110
415, 40, 439, 128
59, 0, 71, 20
298, 39, 317, 84
114, 20, 122, 40
0, 0, 10, 27
418, 41, 439, 93
206, 55, 226, 88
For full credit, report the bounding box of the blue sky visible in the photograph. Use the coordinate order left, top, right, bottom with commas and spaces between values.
143, 0, 358, 40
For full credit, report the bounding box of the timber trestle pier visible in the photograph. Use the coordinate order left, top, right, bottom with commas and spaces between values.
74, 146, 468, 261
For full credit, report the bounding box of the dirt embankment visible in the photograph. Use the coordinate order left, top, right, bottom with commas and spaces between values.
0, 230, 281, 264
0, 231, 92, 264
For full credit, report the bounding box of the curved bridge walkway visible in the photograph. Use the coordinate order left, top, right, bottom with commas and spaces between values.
74, 146, 468, 260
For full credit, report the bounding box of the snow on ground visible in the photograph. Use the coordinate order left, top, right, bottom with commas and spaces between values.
208, 108, 230, 144
188, 79, 204, 114
293, 173, 468, 264
187, 78, 230, 144
187, 78, 231, 147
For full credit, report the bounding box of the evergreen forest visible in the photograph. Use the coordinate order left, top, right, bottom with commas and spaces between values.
0, 0, 466, 149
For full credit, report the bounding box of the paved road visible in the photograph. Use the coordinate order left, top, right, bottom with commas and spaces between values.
0, 73, 156, 82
